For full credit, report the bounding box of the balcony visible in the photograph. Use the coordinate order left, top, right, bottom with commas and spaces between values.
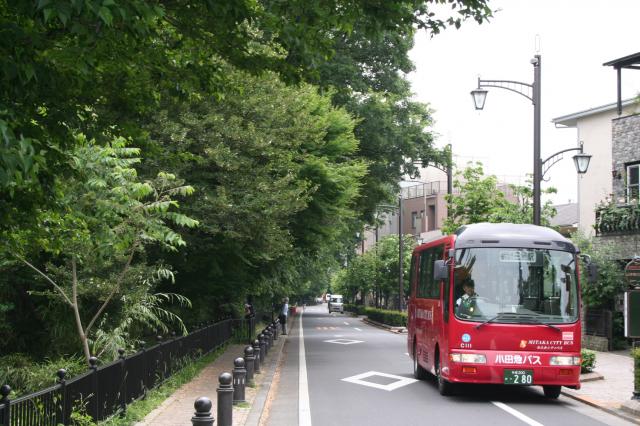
594, 202, 640, 235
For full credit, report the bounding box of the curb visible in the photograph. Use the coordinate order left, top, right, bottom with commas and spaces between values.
622, 401, 640, 419
561, 389, 640, 425
579, 371, 604, 383
243, 317, 291, 425
361, 317, 407, 334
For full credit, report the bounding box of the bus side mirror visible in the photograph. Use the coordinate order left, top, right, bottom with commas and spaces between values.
580, 254, 598, 283
434, 260, 448, 281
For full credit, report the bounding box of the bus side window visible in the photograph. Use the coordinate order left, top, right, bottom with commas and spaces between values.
410, 254, 419, 297
418, 251, 431, 298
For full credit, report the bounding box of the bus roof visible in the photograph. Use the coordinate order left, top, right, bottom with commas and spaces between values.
454, 223, 576, 252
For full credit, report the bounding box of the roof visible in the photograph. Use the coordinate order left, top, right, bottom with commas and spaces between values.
552, 98, 636, 127
454, 223, 575, 252
550, 203, 578, 227
603, 52, 640, 69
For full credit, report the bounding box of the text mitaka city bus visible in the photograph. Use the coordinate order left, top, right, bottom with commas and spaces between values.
407, 223, 595, 398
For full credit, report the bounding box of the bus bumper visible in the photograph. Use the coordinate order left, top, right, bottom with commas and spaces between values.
444, 350, 581, 387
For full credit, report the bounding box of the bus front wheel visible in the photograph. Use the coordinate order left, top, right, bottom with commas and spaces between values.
435, 355, 455, 396
543, 385, 561, 399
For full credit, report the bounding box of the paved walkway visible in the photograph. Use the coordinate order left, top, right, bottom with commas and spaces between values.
135, 318, 291, 426
563, 349, 640, 424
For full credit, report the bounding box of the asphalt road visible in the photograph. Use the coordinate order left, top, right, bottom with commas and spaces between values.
263, 304, 634, 426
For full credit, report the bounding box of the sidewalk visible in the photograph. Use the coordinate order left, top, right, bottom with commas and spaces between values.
135, 317, 292, 426
562, 349, 640, 424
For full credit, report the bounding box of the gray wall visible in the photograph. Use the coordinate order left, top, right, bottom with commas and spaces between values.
612, 114, 640, 201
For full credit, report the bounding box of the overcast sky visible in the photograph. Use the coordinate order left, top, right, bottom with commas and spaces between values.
408, 0, 640, 205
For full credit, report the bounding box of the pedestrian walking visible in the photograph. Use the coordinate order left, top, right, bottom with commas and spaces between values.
279, 297, 289, 335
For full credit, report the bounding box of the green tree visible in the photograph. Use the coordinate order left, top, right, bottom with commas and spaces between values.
443, 162, 557, 233
333, 234, 415, 308
4, 137, 197, 363
140, 68, 366, 319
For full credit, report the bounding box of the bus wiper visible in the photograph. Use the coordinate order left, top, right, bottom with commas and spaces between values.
519, 315, 562, 332
474, 312, 562, 331
474, 312, 518, 330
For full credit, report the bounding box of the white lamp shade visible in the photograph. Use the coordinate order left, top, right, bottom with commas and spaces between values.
471, 88, 488, 110
572, 153, 591, 174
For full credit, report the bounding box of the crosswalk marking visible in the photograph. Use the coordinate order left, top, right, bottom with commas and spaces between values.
315, 326, 340, 330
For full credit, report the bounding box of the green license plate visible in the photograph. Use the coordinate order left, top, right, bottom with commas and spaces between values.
503, 369, 533, 385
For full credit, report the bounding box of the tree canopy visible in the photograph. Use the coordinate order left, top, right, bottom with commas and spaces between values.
0, 0, 494, 364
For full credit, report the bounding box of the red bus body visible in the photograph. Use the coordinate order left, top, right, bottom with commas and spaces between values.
407, 223, 582, 396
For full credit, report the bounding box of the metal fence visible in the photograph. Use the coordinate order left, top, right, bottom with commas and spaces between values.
0, 319, 236, 425
585, 308, 613, 349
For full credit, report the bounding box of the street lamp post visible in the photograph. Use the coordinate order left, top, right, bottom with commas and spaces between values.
471, 55, 591, 225
398, 194, 403, 311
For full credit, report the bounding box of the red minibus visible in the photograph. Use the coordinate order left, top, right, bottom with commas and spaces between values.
408, 223, 591, 399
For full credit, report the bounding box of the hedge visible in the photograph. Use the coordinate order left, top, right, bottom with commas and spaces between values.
344, 304, 407, 327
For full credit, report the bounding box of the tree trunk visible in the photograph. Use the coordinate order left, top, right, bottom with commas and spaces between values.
72, 259, 92, 364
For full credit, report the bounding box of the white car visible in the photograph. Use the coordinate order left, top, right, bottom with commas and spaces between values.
328, 295, 344, 313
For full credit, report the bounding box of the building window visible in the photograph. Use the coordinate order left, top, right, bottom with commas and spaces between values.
411, 211, 418, 229
627, 163, 640, 201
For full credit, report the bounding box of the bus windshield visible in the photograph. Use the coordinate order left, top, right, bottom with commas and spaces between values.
453, 247, 578, 324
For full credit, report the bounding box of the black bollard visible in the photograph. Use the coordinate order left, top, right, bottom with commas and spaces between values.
191, 396, 215, 426
273, 320, 279, 340
1, 384, 11, 426
263, 328, 271, 353
56, 369, 68, 424
244, 346, 255, 384
267, 325, 274, 347
253, 339, 261, 373
232, 358, 246, 404
217, 372, 233, 426
259, 334, 266, 362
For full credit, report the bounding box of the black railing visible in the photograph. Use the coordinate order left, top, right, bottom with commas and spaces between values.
585, 308, 613, 350
0, 319, 236, 425
595, 203, 640, 235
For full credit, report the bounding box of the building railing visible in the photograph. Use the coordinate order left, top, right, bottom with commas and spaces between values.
595, 203, 640, 235
0, 319, 239, 425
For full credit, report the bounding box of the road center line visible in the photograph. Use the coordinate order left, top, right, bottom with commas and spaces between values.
299, 311, 312, 426
491, 401, 544, 426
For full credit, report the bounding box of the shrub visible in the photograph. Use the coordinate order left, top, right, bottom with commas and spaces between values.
363, 307, 407, 327
0, 353, 86, 397
581, 349, 596, 373
632, 347, 640, 391
343, 304, 366, 316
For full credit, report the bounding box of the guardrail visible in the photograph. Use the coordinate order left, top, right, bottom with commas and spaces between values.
0, 319, 237, 425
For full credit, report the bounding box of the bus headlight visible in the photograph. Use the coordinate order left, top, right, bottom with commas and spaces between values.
450, 353, 487, 364
549, 356, 580, 366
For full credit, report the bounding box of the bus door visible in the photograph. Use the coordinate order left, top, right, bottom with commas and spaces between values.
416, 244, 444, 369
439, 244, 452, 355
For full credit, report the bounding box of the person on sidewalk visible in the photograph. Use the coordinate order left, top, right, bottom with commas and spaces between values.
279, 297, 289, 335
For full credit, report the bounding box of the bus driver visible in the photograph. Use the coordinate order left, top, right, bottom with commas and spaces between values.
456, 279, 477, 316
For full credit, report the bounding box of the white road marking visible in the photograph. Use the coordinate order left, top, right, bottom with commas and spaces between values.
324, 338, 364, 345
491, 401, 544, 426
299, 312, 312, 426
341, 371, 418, 391
354, 327, 362, 332
343, 321, 350, 325
405, 352, 409, 356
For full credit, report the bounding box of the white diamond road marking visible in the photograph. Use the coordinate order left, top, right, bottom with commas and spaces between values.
324, 338, 363, 345
341, 371, 418, 391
